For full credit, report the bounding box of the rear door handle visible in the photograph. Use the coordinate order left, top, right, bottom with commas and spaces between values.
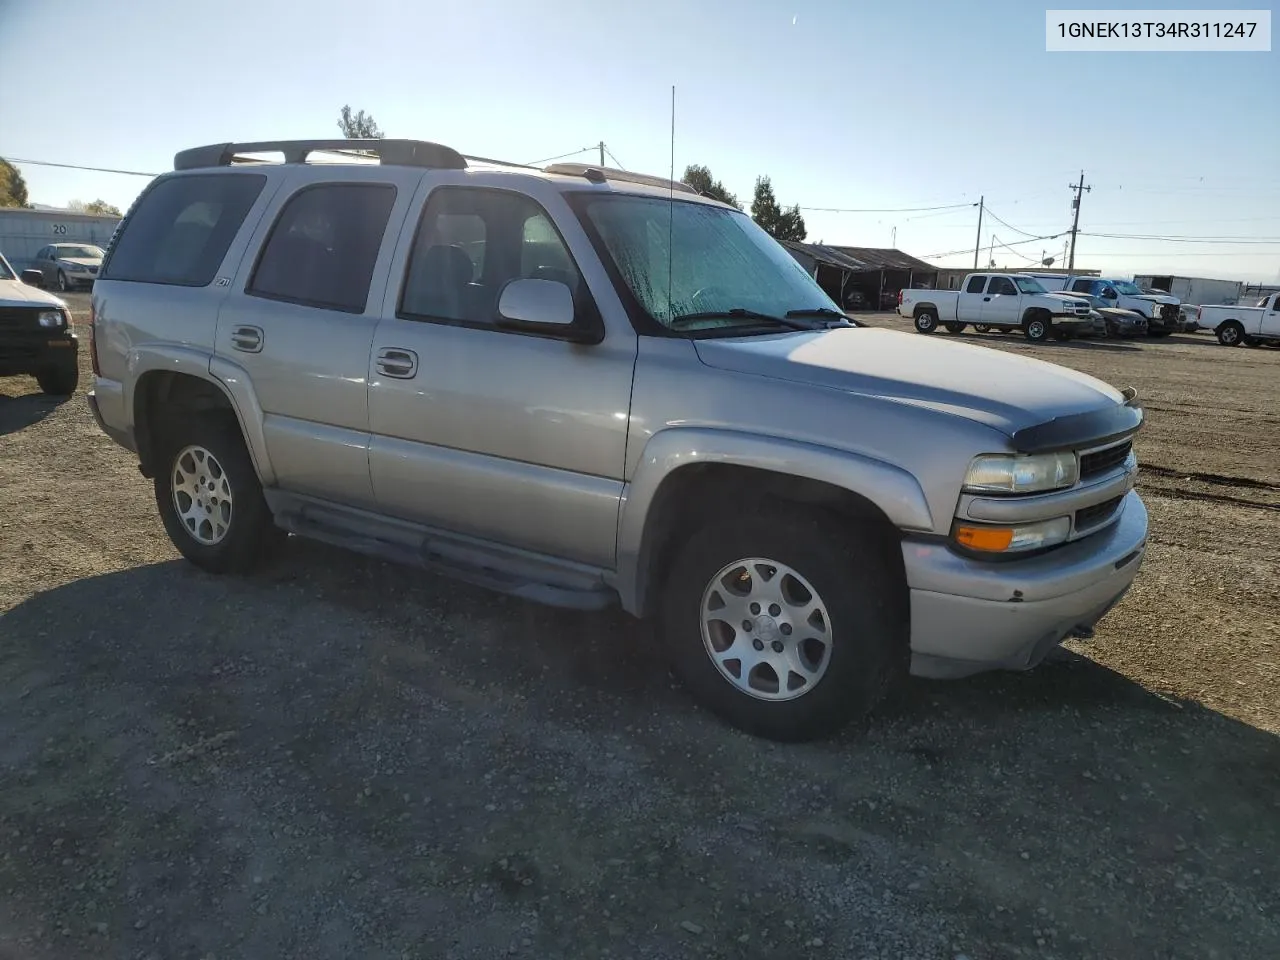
230, 325, 263, 353
983, 296, 992, 301
376, 347, 418, 379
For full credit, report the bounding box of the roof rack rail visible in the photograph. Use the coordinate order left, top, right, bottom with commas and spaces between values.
542, 162, 698, 195
173, 139, 468, 172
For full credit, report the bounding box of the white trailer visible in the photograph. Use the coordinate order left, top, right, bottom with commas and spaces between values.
1133, 275, 1242, 307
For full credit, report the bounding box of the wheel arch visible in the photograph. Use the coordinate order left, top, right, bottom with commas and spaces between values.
616, 429, 931, 618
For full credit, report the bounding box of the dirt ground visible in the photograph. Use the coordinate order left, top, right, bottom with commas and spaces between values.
2, 295, 1277, 960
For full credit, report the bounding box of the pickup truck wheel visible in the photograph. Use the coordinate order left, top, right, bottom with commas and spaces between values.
154, 415, 283, 574
661, 507, 904, 742
913, 308, 939, 334
1024, 316, 1050, 342
36, 362, 79, 396
972, 324, 991, 333
943, 321, 966, 334
1216, 322, 1244, 346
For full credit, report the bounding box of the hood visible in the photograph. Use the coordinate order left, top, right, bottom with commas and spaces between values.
694, 327, 1124, 436
0, 278, 68, 309
1097, 307, 1144, 320
1134, 294, 1178, 306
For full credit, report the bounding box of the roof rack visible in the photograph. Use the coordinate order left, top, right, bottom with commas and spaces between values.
542, 162, 698, 195
173, 139, 468, 172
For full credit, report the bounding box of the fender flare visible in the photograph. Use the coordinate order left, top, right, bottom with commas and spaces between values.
614, 427, 934, 615
125, 345, 276, 485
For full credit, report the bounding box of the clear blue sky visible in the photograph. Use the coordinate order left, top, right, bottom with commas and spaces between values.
2, 0, 1277, 281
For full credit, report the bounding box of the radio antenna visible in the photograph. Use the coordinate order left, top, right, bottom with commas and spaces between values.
667, 85, 676, 323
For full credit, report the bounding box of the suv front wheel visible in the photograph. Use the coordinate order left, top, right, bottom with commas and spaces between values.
660, 505, 905, 742
154, 414, 283, 574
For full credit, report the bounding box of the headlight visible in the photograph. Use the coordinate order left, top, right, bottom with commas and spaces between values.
963, 452, 1078, 494
954, 517, 1072, 553
37, 310, 65, 328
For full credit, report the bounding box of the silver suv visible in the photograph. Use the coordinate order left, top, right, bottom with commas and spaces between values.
88, 138, 1148, 741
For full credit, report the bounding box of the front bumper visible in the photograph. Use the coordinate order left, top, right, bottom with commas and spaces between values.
0, 332, 78, 376
903, 490, 1148, 679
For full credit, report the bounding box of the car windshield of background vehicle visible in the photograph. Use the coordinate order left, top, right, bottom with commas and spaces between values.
0, 255, 14, 281
1112, 280, 1144, 295
56, 245, 103, 259
1014, 277, 1047, 294
578, 195, 837, 332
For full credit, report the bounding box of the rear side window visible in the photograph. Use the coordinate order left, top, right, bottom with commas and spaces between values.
1070, 279, 1093, 293
248, 183, 396, 314
965, 276, 986, 294
101, 173, 265, 286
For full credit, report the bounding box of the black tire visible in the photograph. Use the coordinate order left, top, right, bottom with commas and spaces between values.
972, 324, 991, 333
660, 505, 907, 742
154, 413, 283, 575
57, 270, 69, 293
1216, 322, 1244, 347
1024, 314, 1050, 342
913, 308, 939, 334
36, 363, 78, 396
1053, 329, 1073, 342
943, 321, 966, 334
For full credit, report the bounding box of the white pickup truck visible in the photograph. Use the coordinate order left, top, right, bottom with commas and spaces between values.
1199, 292, 1280, 347
898, 273, 1094, 342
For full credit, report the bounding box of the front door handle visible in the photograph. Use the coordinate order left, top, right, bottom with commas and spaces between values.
376, 347, 418, 379
230, 325, 263, 353
983, 296, 992, 301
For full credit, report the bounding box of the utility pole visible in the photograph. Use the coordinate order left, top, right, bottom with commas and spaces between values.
973, 196, 984, 269
1067, 171, 1092, 271
599, 141, 606, 167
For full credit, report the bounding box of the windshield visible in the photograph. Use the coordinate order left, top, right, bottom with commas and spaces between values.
1111, 280, 1144, 295
1013, 277, 1047, 294
0, 254, 14, 281
55, 245, 104, 259
574, 195, 836, 331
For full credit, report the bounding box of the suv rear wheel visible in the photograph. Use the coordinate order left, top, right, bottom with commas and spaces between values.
660, 505, 905, 742
154, 414, 283, 574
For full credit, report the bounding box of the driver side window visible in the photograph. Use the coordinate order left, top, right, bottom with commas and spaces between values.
988, 277, 1017, 296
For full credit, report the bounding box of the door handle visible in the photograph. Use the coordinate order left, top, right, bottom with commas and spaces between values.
230, 325, 263, 353
983, 296, 991, 301
376, 347, 418, 379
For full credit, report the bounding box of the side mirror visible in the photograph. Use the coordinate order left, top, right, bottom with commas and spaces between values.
20, 269, 44, 288
497, 278, 593, 341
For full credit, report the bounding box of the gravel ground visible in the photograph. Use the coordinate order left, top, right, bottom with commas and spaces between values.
1, 296, 1277, 959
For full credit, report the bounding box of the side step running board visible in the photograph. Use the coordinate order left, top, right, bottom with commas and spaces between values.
268, 493, 617, 612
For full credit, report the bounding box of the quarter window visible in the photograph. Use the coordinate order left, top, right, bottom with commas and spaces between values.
965, 276, 986, 294
249, 183, 396, 314
399, 188, 584, 327
100, 173, 266, 286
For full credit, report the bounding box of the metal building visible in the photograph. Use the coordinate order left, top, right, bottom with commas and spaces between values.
0, 207, 121, 270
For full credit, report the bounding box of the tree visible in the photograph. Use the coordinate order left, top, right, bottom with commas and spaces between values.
750, 176, 806, 242
0, 158, 29, 208
337, 105, 383, 139
68, 198, 122, 217
682, 164, 740, 208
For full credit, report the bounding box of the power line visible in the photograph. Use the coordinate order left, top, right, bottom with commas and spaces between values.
602, 145, 626, 171
982, 205, 1062, 242
921, 231, 1067, 260
799, 201, 975, 214
523, 146, 595, 166
1080, 232, 1280, 244
7, 157, 160, 177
